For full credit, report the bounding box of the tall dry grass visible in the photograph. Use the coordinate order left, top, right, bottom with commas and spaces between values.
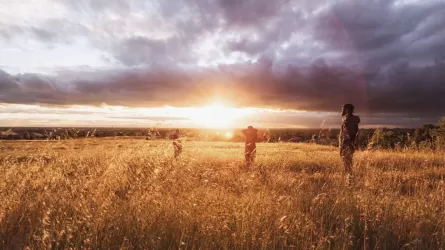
0, 139, 444, 249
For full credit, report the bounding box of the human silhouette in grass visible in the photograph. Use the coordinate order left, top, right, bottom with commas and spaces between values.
242, 126, 258, 167
172, 129, 182, 158
339, 104, 360, 184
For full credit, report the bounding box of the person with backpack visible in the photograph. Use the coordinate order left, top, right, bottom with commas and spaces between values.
339, 104, 360, 183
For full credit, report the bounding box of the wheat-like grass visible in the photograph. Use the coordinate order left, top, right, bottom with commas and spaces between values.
0, 139, 444, 249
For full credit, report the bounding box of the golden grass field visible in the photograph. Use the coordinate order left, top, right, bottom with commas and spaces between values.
0, 139, 444, 249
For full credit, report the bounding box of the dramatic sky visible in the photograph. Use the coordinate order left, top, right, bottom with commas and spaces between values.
1, 0, 444, 128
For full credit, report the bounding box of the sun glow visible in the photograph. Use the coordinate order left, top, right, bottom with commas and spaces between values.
0, 103, 263, 128
187, 103, 239, 128
224, 132, 233, 138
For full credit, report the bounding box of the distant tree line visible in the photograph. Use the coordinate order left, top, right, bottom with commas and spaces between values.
1, 117, 445, 150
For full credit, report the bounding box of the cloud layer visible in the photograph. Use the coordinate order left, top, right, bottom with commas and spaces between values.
1, 58, 444, 115
1, 0, 444, 121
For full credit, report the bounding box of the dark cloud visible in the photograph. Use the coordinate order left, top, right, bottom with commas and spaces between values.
112, 36, 196, 67
217, 0, 287, 27
4, 0, 444, 68
1, 57, 444, 117
113, 37, 172, 66
0, 70, 20, 91
225, 8, 304, 57
239, 110, 443, 128
13, 0, 441, 68
314, 0, 445, 65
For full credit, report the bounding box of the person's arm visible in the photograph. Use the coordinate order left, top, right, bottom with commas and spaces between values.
354, 128, 359, 149
354, 117, 360, 148
339, 121, 345, 147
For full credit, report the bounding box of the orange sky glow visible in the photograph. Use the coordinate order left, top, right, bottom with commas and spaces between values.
1, 103, 433, 129
0, 103, 334, 129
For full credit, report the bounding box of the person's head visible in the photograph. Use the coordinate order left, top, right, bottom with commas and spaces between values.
341, 104, 354, 116
247, 126, 254, 130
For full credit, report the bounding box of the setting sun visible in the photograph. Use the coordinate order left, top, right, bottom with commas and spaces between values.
186, 103, 239, 128
225, 131, 233, 138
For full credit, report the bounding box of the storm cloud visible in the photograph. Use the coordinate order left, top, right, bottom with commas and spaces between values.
0, 0, 444, 125
1, 59, 444, 116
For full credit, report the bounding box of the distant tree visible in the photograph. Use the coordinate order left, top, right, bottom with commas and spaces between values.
368, 128, 400, 149
412, 128, 421, 147
319, 127, 331, 145
368, 128, 384, 149
434, 117, 445, 148
421, 124, 436, 143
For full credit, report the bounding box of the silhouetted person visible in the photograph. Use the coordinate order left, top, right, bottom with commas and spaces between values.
242, 126, 258, 167
339, 104, 360, 182
172, 129, 182, 158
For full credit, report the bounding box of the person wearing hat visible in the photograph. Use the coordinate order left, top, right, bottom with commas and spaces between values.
242, 126, 258, 167
339, 104, 360, 181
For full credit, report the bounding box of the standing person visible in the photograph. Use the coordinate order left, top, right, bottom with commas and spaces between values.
242, 126, 258, 167
339, 104, 360, 183
172, 129, 182, 159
